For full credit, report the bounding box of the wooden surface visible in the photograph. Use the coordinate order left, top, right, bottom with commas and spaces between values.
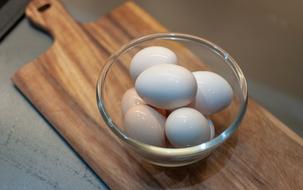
12, 0, 303, 189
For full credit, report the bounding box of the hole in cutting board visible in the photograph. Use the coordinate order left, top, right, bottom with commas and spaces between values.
38, 3, 51, 12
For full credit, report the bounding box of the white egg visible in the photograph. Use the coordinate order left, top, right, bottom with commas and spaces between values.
208, 119, 215, 140
165, 107, 210, 147
130, 46, 178, 81
192, 71, 233, 115
121, 88, 145, 114
124, 104, 165, 146
135, 64, 197, 110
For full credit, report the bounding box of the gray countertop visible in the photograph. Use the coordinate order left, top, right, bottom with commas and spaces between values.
0, 0, 302, 189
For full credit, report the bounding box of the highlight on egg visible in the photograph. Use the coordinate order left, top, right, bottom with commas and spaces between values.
124, 104, 166, 147
121, 88, 145, 114
165, 107, 211, 148
135, 64, 197, 110
129, 46, 178, 81
192, 71, 233, 115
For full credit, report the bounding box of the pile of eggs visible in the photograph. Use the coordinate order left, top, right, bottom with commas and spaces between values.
121, 46, 233, 148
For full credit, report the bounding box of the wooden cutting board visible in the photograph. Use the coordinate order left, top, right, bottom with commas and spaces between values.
12, 0, 303, 189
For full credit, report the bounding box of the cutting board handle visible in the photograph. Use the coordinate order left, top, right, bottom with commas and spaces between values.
25, 0, 80, 39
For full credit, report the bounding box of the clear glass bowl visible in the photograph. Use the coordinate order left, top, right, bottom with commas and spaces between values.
96, 33, 248, 167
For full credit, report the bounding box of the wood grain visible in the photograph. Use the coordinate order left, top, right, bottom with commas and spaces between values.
12, 0, 303, 189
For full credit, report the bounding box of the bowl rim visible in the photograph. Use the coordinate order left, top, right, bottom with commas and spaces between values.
96, 32, 248, 157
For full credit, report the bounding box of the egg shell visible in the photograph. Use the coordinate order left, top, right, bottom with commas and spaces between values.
124, 104, 166, 147
135, 64, 197, 110
121, 88, 145, 115
165, 107, 210, 148
192, 71, 233, 115
130, 46, 178, 81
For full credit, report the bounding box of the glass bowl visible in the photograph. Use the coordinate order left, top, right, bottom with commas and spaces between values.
96, 33, 248, 167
